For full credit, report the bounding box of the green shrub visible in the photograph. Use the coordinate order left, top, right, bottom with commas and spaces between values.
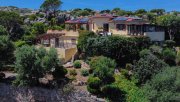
87, 76, 102, 95
89, 56, 116, 84
13, 46, 66, 86
149, 45, 162, 57
164, 40, 175, 48
142, 67, 180, 102
73, 60, 81, 68
78, 35, 150, 66
15, 40, 27, 47
162, 48, 176, 66
114, 75, 148, 102
121, 69, 131, 79
69, 69, 77, 76
133, 54, 168, 84
52, 66, 68, 79
102, 84, 126, 102
125, 63, 132, 70
81, 69, 89, 76
139, 49, 152, 58
0, 35, 15, 64
77, 30, 97, 53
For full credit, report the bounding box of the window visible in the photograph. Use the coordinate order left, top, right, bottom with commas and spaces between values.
116, 24, 126, 30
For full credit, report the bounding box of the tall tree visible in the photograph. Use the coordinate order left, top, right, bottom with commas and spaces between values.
0, 11, 23, 40
150, 9, 165, 15
156, 15, 180, 40
40, 0, 63, 17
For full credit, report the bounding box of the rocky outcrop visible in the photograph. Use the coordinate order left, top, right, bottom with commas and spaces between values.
0, 83, 105, 102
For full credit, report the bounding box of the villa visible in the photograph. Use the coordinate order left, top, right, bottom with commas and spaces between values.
37, 14, 165, 62
65, 14, 165, 41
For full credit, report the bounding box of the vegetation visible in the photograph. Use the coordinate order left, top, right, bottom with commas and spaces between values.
78, 35, 150, 66
0, 35, 15, 65
87, 76, 102, 95
89, 56, 116, 84
0, 1, 180, 101
142, 67, 180, 102
69, 69, 77, 76
81, 69, 89, 76
13, 46, 66, 86
73, 60, 81, 68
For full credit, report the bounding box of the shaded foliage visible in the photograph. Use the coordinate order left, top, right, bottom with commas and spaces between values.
79, 35, 150, 66
142, 67, 180, 102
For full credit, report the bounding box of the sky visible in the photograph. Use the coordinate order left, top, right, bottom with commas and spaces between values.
0, 0, 180, 11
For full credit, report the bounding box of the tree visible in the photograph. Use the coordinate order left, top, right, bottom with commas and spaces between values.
100, 9, 111, 14
77, 30, 97, 53
0, 35, 15, 65
40, 0, 63, 17
135, 9, 147, 15
156, 15, 180, 40
133, 54, 168, 84
14, 46, 66, 86
142, 67, 180, 102
0, 25, 8, 35
79, 36, 150, 66
162, 48, 176, 66
150, 9, 165, 15
31, 22, 47, 35
0, 11, 23, 40
146, 12, 156, 24
89, 56, 116, 84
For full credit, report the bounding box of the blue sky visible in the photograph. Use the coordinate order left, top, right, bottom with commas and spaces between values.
0, 0, 179, 11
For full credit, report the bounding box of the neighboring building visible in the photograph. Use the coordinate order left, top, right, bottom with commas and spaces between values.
65, 14, 165, 41
36, 30, 79, 63
37, 14, 165, 62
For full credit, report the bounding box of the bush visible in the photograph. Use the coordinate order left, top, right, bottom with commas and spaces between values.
121, 69, 131, 79
149, 45, 162, 58
69, 69, 77, 76
125, 63, 132, 70
162, 48, 176, 66
139, 49, 152, 58
114, 75, 148, 102
87, 76, 102, 95
142, 67, 180, 102
0, 35, 15, 64
13, 46, 66, 86
52, 66, 68, 79
73, 60, 81, 68
164, 40, 175, 48
133, 54, 168, 84
0, 25, 8, 35
15, 40, 27, 47
102, 84, 126, 102
89, 56, 116, 84
79, 36, 150, 66
81, 69, 89, 76
77, 31, 97, 53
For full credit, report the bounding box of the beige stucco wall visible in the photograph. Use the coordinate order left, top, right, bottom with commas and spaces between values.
109, 22, 128, 35
89, 18, 110, 32
144, 32, 165, 41
64, 47, 77, 62
36, 46, 77, 63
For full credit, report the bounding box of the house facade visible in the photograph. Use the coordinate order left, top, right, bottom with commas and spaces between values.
37, 14, 165, 63
65, 14, 165, 41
